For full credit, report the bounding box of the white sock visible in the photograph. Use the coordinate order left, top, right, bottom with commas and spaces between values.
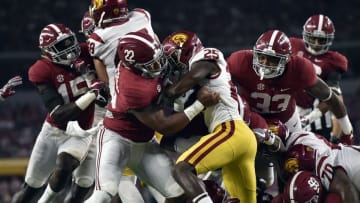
84, 190, 112, 203
192, 192, 213, 203
37, 184, 58, 203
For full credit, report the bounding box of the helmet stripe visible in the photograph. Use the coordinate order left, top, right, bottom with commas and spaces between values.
317, 15, 324, 32
289, 171, 302, 203
48, 24, 62, 34
124, 34, 156, 50
268, 30, 279, 50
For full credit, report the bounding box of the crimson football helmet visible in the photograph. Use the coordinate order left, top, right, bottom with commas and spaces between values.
303, 14, 335, 55
89, 0, 128, 28
283, 170, 323, 203
79, 11, 95, 38
253, 30, 291, 80
39, 23, 81, 66
117, 31, 167, 78
162, 31, 203, 73
284, 144, 316, 175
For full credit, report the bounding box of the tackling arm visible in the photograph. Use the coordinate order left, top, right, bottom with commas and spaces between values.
37, 83, 83, 126
305, 77, 353, 136
329, 167, 359, 203
166, 60, 218, 98
132, 86, 219, 135
93, 58, 109, 84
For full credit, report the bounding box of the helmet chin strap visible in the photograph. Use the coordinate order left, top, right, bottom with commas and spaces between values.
259, 68, 265, 80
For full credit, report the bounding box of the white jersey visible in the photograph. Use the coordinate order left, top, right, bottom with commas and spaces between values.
189, 48, 242, 132
87, 8, 155, 99
286, 131, 360, 191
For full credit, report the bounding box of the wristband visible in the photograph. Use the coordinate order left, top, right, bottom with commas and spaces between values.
337, 115, 353, 135
75, 91, 96, 110
184, 100, 204, 121
321, 89, 333, 102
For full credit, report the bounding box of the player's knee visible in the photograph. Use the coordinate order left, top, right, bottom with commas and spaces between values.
75, 176, 94, 188
57, 152, 80, 172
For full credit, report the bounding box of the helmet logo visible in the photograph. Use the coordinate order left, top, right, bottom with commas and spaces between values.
124, 49, 135, 64
285, 158, 299, 174
92, 0, 103, 10
56, 74, 65, 83
171, 33, 188, 47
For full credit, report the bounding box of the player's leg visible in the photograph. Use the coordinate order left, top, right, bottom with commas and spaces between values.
222, 122, 257, 202
130, 142, 187, 203
12, 123, 58, 203
38, 133, 92, 202
117, 174, 145, 203
173, 121, 238, 203
85, 128, 129, 203
64, 138, 97, 203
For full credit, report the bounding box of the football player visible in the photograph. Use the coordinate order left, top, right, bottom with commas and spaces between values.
271, 170, 342, 203
291, 14, 349, 143
281, 129, 360, 203
87, 2, 158, 201
0, 75, 22, 101
227, 30, 353, 143
162, 31, 257, 203
84, 30, 219, 203
11, 23, 107, 203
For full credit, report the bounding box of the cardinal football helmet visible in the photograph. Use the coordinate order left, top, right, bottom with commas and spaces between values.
162, 31, 203, 73
303, 14, 335, 55
283, 170, 323, 203
80, 11, 95, 38
89, 0, 128, 28
253, 30, 291, 80
39, 23, 81, 66
284, 144, 316, 175
117, 31, 167, 78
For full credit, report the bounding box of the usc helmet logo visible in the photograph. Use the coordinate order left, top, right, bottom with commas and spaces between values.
171, 33, 188, 47
92, 0, 103, 10
285, 158, 299, 174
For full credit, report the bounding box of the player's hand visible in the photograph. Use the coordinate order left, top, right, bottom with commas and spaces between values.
90, 80, 107, 96
253, 128, 275, 145
71, 58, 93, 74
0, 75, 23, 99
269, 121, 289, 142
197, 86, 219, 107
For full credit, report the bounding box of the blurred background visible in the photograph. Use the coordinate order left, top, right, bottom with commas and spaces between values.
0, 0, 359, 202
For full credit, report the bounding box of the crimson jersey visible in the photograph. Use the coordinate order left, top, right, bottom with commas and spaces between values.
28, 58, 94, 130
227, 50, 317, 123
290, 37, 348, 108
103, 64, 162, 142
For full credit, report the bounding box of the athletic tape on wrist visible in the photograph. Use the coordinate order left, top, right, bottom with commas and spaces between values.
338, 115, 353, 135
75, 91, 96, 110
184, 100, 204, 121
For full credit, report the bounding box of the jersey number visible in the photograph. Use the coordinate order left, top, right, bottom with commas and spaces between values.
250, 92, 291, 113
